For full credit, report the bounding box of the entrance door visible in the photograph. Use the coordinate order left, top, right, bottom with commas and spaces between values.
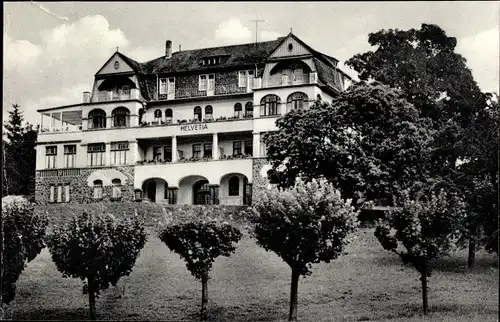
147, 181, 156, 202
193, 180, 210, 205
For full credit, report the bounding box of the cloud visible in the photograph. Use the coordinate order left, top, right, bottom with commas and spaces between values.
3, 34, 42, 70
456, 27, 499, 93
214, 17, 252, 44
3, 15, 158, 126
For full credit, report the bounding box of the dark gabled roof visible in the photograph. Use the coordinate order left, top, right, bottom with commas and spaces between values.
314, 57, 345, 92
143, 38, 285, 75
115, 52, 147, 74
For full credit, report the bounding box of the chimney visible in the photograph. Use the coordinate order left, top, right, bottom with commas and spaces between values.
165, 40, 172, 58
83, 91, 91, 103
179, 44, 181, 52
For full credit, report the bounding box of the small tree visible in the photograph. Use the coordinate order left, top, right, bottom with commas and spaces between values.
158, 206, 242, 321
46, 212, 147, 320
1, 196, 48, 309
375, 188, 466, 315
250, 178, 359, 321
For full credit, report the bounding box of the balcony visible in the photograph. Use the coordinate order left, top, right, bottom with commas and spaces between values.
254, 72, 318, 89
95, 88, 139, 102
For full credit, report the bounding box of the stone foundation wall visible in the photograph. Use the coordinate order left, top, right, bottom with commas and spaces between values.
251, 157, 271, 200
35, 166, 135, 205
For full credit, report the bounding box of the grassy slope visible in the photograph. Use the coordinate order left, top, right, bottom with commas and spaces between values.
3, 223, 498, 322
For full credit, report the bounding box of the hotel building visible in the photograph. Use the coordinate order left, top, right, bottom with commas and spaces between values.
34, 33, 351, 206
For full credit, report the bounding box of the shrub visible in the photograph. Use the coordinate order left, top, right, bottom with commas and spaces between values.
46, 212, 147, 320
375, 188, 466, 314
2, 196, 48, 306
250, 178, 359, 321
158, 206, 242, 321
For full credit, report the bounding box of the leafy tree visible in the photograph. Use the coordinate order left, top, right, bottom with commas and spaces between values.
3, 104, 38, 196
345, 23, 495, 264
250, 178, 359, 321
1, 196, 47, 307
46, 212, 147, 320
158, 206, 243, 321
265, 81, 433, 208
375, 188, 466, 314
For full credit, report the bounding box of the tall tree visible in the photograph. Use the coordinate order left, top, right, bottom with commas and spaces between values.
265, 81, 433, 208
345, 23, 495, 262
2, 104, 38, 196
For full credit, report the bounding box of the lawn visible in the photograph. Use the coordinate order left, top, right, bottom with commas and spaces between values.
3, 224, 498, 321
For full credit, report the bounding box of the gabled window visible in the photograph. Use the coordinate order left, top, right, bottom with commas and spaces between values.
160, 77, 175, 97
159, 78, 168, 94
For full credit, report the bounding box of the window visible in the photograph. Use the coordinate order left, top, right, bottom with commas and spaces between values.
168, 78, 175, 96
207, 74, 215, 92
163, 145, 172, 162
153, 146, 162, 161
57, 185, 63, 203
228, 176, 239, 196
87, 143, 105, 166
293, 67, 304, 82
165, 187, 177, 205
64, 145, 76, 168
205, 105, 213, 120
88, 109, 106, 129
199, 75, 207, 91
238, 70, 254, 88
111, 141, 129, 165
122, 85, 130, 95
112, 107, 130, 127
154, 109, 162, 121
112, 179, 122, 199
159, 78, 168, 94
93, 180, 103, 200
165, 108, 173, 122
194, 180, 211, 205
194, 106, 202, 121
46, 146, 57, 169
260, 133, 268, 157
234, 103, 242, 118
192, 143, 202, 159
64, 184, 70, 203
49, 185, 55, 203
286, 92, 308, 112
260, 95, 281, 116
204, 143, 212, 159
245, 102, 253, 117
233, 141, 242, 156
244, 140, 253, 156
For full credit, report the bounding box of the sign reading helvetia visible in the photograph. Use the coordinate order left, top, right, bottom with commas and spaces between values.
180, 124, 209, 132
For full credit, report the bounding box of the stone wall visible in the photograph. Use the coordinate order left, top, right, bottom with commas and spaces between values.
35, 166, 135, 205
251, 157, 271, 199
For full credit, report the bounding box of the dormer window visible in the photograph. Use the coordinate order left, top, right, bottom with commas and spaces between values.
201, 56, 223, 66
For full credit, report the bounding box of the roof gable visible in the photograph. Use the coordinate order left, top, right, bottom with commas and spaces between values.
269, 33, 313, 59
96, 52, 137, 76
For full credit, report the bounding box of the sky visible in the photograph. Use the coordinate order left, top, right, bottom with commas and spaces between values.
3, 1, 499, 126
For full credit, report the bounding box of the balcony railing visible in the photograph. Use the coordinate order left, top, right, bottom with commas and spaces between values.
254, 72, 318, 89
96, 89, 132, 102
38, 168, 81, 177
136, 153, 252, 165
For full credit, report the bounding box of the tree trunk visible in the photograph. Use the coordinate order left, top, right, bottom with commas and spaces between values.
288, 269, 300, 321
88, 279, 97, 320
200, 276, 208, 321
420, 262, 428, 315
468, 236, 476, 268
